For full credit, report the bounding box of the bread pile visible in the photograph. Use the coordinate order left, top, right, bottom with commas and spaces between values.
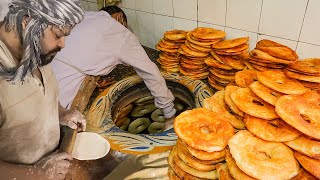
168, 108, 235, 179
246, 39, 298, 71
205, 37, 249, 90
178, 27, 225, 80
284, 58, 320, 91
201, 64, 320, 179
156, 30, 187, 72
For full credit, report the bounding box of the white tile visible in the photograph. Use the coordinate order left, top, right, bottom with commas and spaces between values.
198, 22, 225, 31
122, 8, 140, 38
153, 0, 173, 16
136, 11, 156, 48
226, 0, 262, 32
173, 0, 197, 20
225, 27, 258, 50
296, 42, 320, 59
88, 2, 99, 11
257, 34, 297, 51
80, 1, 89, 11
154, 15, 174, 44
135, 0, 153, 13
198, 0, 226, 26
173, 18, 197, 31
299, 0, 320, 45
259, 0, 308, 41
121, 0, 136, 9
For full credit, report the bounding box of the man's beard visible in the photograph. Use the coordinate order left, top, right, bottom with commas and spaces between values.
40, 47, 61, 66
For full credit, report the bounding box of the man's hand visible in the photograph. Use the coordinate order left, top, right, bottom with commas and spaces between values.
59, 110, 86, 131
164, 116, 176, 130
33, 152, 73, 180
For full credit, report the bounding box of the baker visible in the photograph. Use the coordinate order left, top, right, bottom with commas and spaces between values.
51, 6, 177, 123
0, 0, 85, 179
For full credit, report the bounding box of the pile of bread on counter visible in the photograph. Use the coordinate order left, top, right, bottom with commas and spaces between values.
159, 28, 320, 180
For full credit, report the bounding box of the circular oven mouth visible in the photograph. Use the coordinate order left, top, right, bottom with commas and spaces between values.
111, 81, 194, 134
86, 72, 213, 154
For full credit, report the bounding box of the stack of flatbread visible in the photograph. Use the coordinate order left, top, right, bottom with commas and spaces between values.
205, 37, 249, 90
284, 58, 320, 91
246, 39, 298, 71
156, 30, 187, 72
178, 27, 225, 80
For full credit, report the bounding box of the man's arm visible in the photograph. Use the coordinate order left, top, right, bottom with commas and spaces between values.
118, 33, 176, 119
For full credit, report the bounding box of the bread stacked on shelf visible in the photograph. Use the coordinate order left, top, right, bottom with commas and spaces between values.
205, 37, 249, 90
156, 30, 187, 72
284, 58, 320, 91
246, 39, 298, 71
168, 108, 234, 179
178, 27, 226, 80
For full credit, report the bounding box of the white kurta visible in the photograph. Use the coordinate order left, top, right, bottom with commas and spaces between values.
52, 11, 176, 118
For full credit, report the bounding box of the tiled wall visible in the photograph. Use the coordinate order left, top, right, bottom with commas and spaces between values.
81, 0, 99, 11
120, 0, 320, 59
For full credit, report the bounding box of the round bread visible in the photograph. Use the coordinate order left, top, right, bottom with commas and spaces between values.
299, 80, 320, 90
230, 88, 279, 120
225, 86, 244, 117
174, 108, 235, 152
164, 30, 187, 41
249, 81, 284, 106
216, 50, 247, 56
187, 32, 220, 46
156, 44, 178, 53
294, 151, 320, 179
192, 27, 226, 40
176, 139, 218, 171
161, 38, 182, 48
257, 70, 308, 94
203, 91, 245, 129
184, 141, 226, 161
225, 148, 257, 180
185, 40, 212, 52
116, 103, 133, 120
181, 44, 209, 57
219, 55, 246, 70
284, 69, 320, 83
170, 146, 219, 179
168, 147, 207, 180
275, 91, 320, 140
167, 167, 180, 180
255, 39, 298, 61
228, 130, 299, 179
208, 77, 227, 91
157, 41, 179, 49
205, 56, 233, 70
216, 163, 234, 180
209, 68, 235, 81
249, 49, 293, 64
288, 58, 320, 75
235, 70, 258, 88
290, 168, 318, 180
217, 43, 249, 53
244, 115, 300, 142
213, 37, 249, 49
284, 135, 320, 160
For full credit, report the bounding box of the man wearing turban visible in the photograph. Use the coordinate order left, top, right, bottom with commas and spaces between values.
0, 0, 85, 179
